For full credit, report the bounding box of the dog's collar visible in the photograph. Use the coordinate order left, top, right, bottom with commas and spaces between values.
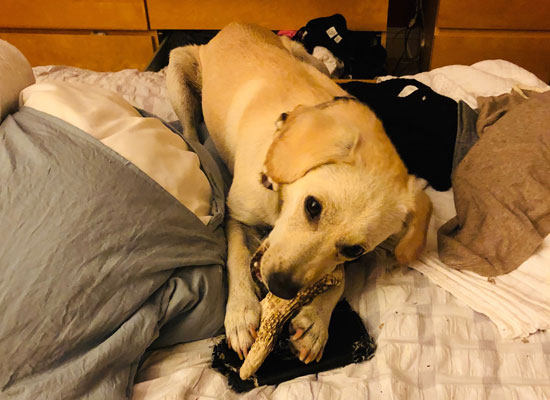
315, 95, 358, 110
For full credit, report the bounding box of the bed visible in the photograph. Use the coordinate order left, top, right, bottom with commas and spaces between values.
2, 37, 550, 400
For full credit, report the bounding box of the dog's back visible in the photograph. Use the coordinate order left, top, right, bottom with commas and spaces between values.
167, 23, 348, 168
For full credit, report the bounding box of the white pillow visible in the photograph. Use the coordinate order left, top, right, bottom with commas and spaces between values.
20, 81, 212, 224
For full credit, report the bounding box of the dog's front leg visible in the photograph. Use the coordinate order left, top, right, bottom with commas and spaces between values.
289, 264, 345, 364
224, 217, 262, 360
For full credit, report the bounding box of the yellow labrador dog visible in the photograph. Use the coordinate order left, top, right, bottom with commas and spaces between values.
166, 23, 432, 364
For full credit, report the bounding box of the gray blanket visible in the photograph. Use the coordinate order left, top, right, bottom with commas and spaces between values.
0, 107, 227, 399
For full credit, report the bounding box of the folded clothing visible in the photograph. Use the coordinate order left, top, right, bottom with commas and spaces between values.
438, 90, 550, 276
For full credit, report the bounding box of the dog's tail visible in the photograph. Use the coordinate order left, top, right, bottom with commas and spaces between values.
166, 45, 202, 141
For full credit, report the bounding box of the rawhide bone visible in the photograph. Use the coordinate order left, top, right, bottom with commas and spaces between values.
239, 267, 344, 380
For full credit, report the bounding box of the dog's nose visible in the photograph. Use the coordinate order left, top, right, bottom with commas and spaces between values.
266, 272, 301, 300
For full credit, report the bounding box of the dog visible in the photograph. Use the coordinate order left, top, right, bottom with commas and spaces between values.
166, 23, 432, 364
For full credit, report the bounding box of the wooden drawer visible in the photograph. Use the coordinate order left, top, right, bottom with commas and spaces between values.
147, 0, 389, 31
437, 0, 550, 30
0, 31, 156, 72
0, 0, 149, 30
430, 30, 550, 83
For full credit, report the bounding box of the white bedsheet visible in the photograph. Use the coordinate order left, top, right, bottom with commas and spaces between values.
32, 60, 550, 400
414, 189, 550, 339
132, 250, 550, 399
379, 59, 549, 108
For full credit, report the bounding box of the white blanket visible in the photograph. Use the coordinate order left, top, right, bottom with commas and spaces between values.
380, 59, 549, 108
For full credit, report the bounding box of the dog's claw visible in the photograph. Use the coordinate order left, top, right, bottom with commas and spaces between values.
291, 328, 304, 341
249, 327, 258, 339
316, 348, 324, 363
238, 269, 343, 380
299, 348, 308, 362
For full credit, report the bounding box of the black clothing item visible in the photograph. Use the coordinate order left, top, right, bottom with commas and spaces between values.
294, 14, 387, 79
295, 14, 350, 59
340, 79, 458, 191
211, 300, 376, 392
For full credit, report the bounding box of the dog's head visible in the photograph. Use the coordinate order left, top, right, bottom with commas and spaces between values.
255, 98, 432, 299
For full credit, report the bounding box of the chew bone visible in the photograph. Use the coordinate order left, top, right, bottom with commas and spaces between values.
239, 267, 344, 380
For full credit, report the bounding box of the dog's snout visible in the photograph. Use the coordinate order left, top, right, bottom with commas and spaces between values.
266, 272, 301, 300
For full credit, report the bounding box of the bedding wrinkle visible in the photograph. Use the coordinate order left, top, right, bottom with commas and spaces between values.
20, 81, 213, 225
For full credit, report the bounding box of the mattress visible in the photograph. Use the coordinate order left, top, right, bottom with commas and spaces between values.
33, 60, 550, 400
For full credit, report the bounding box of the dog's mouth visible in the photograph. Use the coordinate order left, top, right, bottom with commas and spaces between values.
250, 241, 269, 297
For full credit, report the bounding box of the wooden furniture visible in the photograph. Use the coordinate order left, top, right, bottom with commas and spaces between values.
146, 0, 388, 32
421, 0, 550, 83
0, 0, 389, 71
0, 0, 158, 71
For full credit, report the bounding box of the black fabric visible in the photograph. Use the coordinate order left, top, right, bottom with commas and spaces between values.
294, 14, 386, 79
211, 300, 376, 392
340, 79, 458, 191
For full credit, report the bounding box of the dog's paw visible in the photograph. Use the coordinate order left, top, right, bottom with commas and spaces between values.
224, 293, 261, 360
289, 305, 329, 364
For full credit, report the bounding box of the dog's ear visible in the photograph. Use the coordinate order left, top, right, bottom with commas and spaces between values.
394, 177, 432, 264
264, 106, 359, 184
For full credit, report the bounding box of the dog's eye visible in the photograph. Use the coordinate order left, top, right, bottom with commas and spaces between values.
304, 196, 322, 221
341, 245, 365, 259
